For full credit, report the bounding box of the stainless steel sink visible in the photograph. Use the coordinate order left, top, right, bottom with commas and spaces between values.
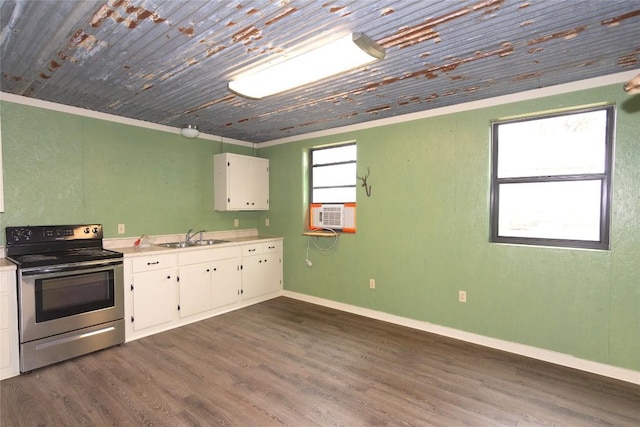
156, 239, 228, 248
193, 239, 229, 246
157, 241, 190, 248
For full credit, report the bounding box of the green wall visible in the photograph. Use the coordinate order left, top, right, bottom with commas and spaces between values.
0, 101, 258, 241
1, 83, 638, 373
259, 83, 640, 372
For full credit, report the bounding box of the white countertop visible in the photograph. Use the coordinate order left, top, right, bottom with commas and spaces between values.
0, 258, 16, 271
0, 229, 281, 263
111, 234, 282, 258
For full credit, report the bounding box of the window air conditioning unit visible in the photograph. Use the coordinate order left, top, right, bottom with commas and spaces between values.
309, 203, 356, 233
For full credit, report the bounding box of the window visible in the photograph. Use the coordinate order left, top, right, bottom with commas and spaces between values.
490, 106, 614, 249
310, 142, 357, 203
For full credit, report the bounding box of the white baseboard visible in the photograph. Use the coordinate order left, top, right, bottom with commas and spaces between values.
283, 291, 640, 385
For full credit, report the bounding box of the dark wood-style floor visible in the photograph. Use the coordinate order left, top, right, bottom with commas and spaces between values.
1, 297, 639, 426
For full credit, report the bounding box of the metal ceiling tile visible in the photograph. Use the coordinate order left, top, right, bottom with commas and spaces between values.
1, 0, 639, 143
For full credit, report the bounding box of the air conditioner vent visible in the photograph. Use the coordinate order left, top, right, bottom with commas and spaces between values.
320, 205, 343, 228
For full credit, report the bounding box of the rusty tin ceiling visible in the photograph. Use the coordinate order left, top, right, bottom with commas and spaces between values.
1, 0, 639, 143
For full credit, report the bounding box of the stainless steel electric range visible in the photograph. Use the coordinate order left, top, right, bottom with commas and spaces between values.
5, 224, 124, 372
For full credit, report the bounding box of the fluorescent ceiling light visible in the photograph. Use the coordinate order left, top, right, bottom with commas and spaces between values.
228, 32, 385, 99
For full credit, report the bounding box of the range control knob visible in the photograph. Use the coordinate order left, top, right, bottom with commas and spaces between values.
84, 227, 91, 234
92, 227, 99, 234
10, 229, 21, 242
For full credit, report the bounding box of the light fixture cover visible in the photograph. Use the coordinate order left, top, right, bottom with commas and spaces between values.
228, 32, 385, 99
180, 124, 199, 138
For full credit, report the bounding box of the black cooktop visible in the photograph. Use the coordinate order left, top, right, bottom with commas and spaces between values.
7, 248, 123, 269
5, 224, 123, 268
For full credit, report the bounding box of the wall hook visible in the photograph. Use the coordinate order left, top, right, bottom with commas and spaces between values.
358, 166, 372, 197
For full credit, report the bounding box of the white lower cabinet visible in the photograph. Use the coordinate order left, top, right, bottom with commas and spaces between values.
129, 253, 178, 333
178, 246, 241, 318
241, 241, 282, 301
211, 256, 242, 309
1, 269, 19, 380
179, 263, 213, 318
133, 270, 177, 330
124, 238, 282, 342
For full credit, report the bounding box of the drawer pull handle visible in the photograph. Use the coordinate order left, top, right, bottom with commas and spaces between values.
147, 261, 160, 265
248, 249, 256, 252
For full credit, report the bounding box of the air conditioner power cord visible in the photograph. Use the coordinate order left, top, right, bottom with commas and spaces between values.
305, 227, 338, 268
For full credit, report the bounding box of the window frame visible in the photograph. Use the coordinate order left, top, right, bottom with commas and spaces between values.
489, 105, 615, 250
309, 142, 357, 204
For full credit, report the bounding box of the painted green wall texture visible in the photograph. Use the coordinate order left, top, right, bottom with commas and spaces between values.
0, 101, 258, 242
258, 83, 640, 372
1, 83, 638, 372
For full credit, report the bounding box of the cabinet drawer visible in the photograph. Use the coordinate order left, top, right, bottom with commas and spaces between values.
242, 244, 261, 257
262, 241, 280, 253
179, 246, 241, 265
178, 249, 216, 266
209, 246, 241, 261
132, 254, 176, 273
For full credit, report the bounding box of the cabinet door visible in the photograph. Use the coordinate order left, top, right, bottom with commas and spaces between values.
132, 270, 176, 331
211, 257, 241, 308
262, 251, 282, 295
1, 294, 11, 371
241, 254, 263, 300
228, 156, 254, 210
1, 271, 19, 380
179, 263, 212, 318
228, 156, 269, 210
242, 254, 281, 300
250, 157, 269, 210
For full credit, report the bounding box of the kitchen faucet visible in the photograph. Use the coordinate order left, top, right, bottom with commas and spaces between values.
185, 229, 206, 243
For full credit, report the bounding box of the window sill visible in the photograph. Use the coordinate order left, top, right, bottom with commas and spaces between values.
303, 231, 338, 237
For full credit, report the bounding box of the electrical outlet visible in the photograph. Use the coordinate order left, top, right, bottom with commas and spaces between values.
459, 290, 467, 303
118, 224, 125, 234
369, 278, 376, 289
265, 218, 270, 227
234, 219, 239, 227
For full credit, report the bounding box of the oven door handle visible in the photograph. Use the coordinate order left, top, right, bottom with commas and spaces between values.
20, 260, 123, 277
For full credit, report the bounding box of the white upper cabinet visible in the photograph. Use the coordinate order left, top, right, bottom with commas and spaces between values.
214, 153, 269, 211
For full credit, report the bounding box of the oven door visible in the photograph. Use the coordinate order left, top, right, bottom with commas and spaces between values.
18, 260, 124, 343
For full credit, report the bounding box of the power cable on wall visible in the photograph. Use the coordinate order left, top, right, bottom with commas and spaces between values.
305, 227, 338, 267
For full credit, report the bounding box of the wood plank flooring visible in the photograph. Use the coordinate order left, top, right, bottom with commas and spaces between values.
2, 297, 639, 426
